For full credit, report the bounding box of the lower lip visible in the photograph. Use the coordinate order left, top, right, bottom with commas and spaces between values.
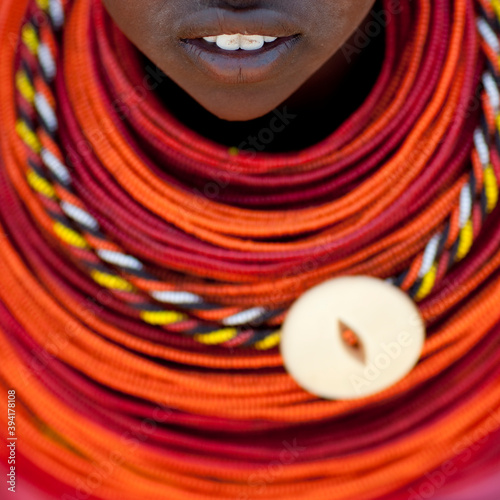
180, 36, 301, 84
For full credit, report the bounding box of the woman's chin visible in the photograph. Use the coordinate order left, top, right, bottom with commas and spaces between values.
180, 87, 295, 122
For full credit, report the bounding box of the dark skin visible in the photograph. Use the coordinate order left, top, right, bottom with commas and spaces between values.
102, 0, 382, 151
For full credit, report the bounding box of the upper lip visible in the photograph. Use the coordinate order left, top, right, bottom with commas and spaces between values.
176, 8, 301, 39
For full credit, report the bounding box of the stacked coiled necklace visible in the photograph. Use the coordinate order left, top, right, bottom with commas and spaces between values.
1, 0, 500, 498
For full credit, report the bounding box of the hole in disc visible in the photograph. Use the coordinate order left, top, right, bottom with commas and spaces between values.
338, 319, 366, 365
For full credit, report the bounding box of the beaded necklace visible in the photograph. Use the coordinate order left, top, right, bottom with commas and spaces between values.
2, 0, 500, 499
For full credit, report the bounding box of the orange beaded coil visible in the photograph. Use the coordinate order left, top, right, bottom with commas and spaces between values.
1, 0, 500, 499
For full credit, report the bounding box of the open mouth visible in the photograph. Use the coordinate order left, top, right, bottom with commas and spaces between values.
176, 8, 302, 84
183, 34, 298, 54
180, 34, 301, 84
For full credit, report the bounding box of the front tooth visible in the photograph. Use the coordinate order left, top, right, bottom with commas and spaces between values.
216, 34, 240, 51
203, 36, 217, 43
264, 36, 277, 43
239, 35, 264, 51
